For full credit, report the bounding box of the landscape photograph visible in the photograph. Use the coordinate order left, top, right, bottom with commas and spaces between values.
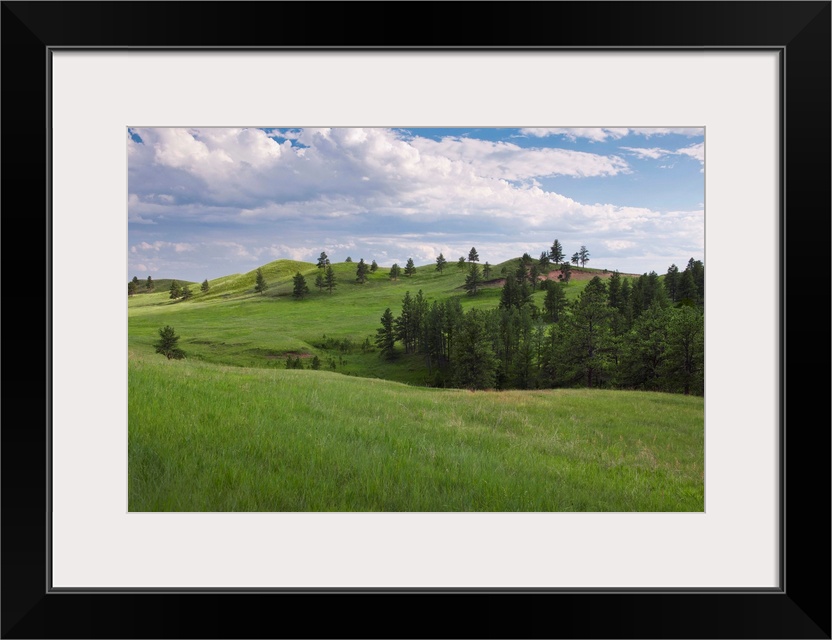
127, 126, 705, 512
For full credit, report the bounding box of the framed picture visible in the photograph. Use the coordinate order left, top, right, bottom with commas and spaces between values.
4, 2, 829, 638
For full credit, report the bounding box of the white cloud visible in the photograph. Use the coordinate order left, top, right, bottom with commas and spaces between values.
520, 127, 703, 141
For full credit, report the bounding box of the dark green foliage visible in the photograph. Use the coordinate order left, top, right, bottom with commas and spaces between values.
457, 256, 466, 269
538, 251, 550, 272
370, 260, 378, 272
463, 262, 483, 295
201, 279, 210, 293
483, 262, 492, 279
180, 284, 193, 301
285, 356, 303, 369
543, 282, 568, 322
499, 272, 531, 311
571, 252, 580, 267
132, 276, 139, 285
389, 263, 401, 280
154, 326, 185, 360
565, 276, 611, 387
578, 245, 590, 267
128, 281, 137, 297
292, 272, 309, 299
558, 262, 572, 283
345, 256, 353, 263
169, 280, 182, 299
254, 268, 268, 294
677, 269, 698, 304
468, 247, 479, 263
324, 266, 337, 293
661, 305, 704, 395
451, 308, 498, 390
356, 258, 369, 284
664, 264, 680, 302
435, 253, 447, 272
404, 258, 416, 277
550, 239, 564, 264
315, 273, 325, 292
375, 307, 396, 359
146, 276, 154, 291
608, 271, 622, 309
317, 252, 329, 269
311, 355, 321, 370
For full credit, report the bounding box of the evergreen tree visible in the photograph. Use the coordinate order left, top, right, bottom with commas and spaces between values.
311, 355, 321, 370
128, 281, 137, 297
566, 276, 611, 387
435, 253, 447, 273
292, 271, 309, 299
571, 252, 580, 267
201, 279, 210, 293
608, 271, 622, 309
356, 258, 369, 284
345, 256, 353, 263
451, 309, 498, 390
618, 303, 669, 390
154, 325, 185, 360
315, 273, 325, 292
370, 259, 378, 273
389, 263, 401, 281
578, 245, 590, 267
457, 256, 466, 269
180, 284, 193, 300
543, 282, 568, 322
539, 251, 551, 272
661, 305, 704, 395
146, 276, 154, 292
169, 280, 182, 299
317, 252, 330, 269
468, 247, 479, 263
463, 262, 483, 295
324, 265, 337, 293
483, 262, 492, 279
677, 269, 698, 305
254, 268, 268, 294
550, 239, 565, 264
375, 308, 396, 359
132, 276, 139, 285
558, 262, 572, 284
404, 258, 416, 277
664, 264, 680, 302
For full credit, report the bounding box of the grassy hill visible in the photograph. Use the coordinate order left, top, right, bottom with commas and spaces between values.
128, 258, 702, 511
129, 352, 703, 512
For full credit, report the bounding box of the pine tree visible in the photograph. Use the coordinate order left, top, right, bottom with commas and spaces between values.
292, 272, 309, 299
550, 239, 564, 264
356, 258, 369, 284
457, 256, 466, 269
311, 355, 321, 370
169, 280, 182, 299
131, 276, 139, 286
201, 279, 210, 293
543, 282, 568, 322
464, 262, 483, 295
180, 284, 193, 300
370, 260, 378, 273
558, 262, 572, 284
571, 252, 580, 267
539, 252, 551, 272
435, 253, 447, 273
324, 265, 337, 293
128, 281, 137, 297
468, 247, 479, 263
154, 325, 185, 359
317, 252, 330, 269
345, 256, 352, 263
375, 308, 396, 359
578, 246, 590, 268
483, 262, 492, 279
451, 308, 498, 390
664, 264, 680, 302
389, 263, 401, 281
608, 271, 622, 308
254, 268, 268, 294
404, 258, 416, 277
146, 276, 154, 292
315, 273, 325, 292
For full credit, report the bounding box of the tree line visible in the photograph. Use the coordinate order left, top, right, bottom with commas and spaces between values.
375, 258, 705, 395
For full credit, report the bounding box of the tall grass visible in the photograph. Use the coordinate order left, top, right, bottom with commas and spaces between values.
129, 354, 704, 512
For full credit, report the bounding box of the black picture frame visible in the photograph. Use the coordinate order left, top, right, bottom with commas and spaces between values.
3, 2, 829, 638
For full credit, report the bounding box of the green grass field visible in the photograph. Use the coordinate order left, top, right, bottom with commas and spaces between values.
128, 259, 704, 511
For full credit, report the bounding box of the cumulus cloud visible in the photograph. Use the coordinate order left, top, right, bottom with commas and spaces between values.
621, 141, 705, 166
521, 127, 703, 141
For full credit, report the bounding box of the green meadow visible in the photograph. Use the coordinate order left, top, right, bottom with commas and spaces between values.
128, 259, 704, 512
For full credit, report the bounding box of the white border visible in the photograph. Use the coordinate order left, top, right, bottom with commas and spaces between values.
51, 51, 779, 588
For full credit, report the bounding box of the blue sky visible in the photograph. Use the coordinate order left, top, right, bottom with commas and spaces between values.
128, 127, 704, 282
